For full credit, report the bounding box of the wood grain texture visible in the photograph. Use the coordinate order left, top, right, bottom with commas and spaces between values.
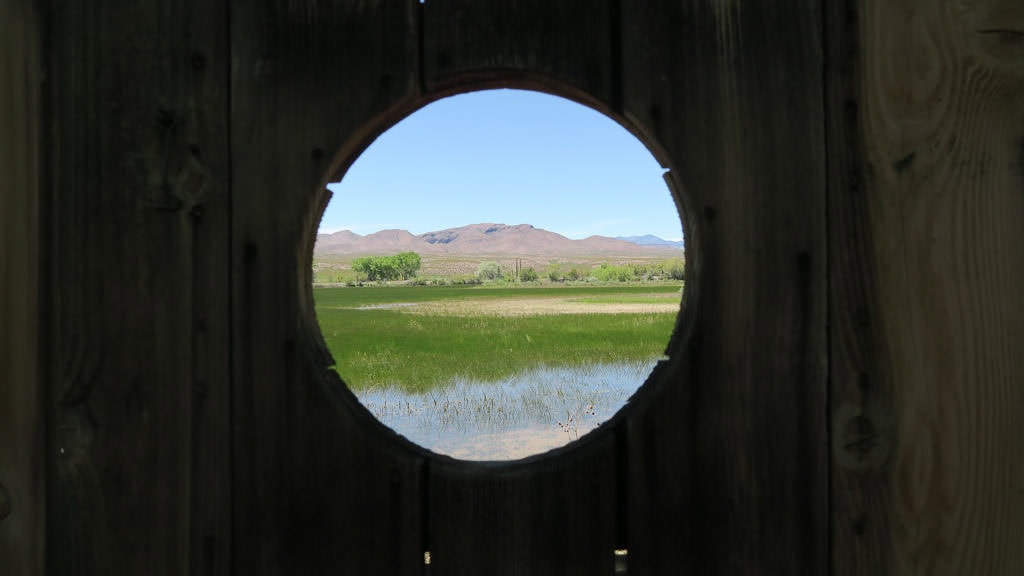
230, 1, 425, 573
856, 0, 1024, 573
31, 2, 1024, 574
0, 1, 43, 574
423, 0, 616, 108
42, 1, 230, 573
427, 434, 617, 576
622, 1, 829, 573
825, 1, 896, 573
183, 4, 233, 575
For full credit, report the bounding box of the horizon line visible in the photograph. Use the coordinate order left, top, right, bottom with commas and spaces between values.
317, 222, 685, 243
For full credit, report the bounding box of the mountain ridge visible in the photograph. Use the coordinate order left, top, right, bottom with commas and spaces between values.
315, 223, 683, 256
615, 234, 685, 250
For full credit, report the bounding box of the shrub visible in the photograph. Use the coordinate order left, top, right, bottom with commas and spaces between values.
449, 275, 482, 285
476, 261, 503, 281
664, 258, 685, 280
519, 267, 539, 282
592, 263, 636, 282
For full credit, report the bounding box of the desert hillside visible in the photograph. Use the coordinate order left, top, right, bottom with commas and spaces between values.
315, 223, 681, 257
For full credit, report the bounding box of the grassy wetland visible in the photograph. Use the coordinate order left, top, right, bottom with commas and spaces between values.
313, 257, 683, 459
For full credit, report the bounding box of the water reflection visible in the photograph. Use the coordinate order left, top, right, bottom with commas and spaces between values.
355, 360, 660, 460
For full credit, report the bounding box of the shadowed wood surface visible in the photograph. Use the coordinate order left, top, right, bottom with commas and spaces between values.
849, 1, 1024, 573
230, 1, 425, 573
423, 0, 616, 109
0, 1, 43, 574
622, 1, 829, 573
9, 0, 1023, 574
825, 1, 896, 573
41, 1, 231, 573
428, 435, 616, 576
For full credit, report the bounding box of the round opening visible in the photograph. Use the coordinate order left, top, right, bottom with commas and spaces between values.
314, 89, 686, 460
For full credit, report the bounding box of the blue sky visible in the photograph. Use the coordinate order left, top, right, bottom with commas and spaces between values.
321, 89, 684, 241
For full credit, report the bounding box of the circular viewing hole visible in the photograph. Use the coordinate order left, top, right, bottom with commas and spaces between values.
314, 89, 686, 461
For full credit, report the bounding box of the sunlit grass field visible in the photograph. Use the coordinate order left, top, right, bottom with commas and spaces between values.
314, 284, 682, 393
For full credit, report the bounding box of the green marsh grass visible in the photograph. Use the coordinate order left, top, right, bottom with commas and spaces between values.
314, 284, 681, 393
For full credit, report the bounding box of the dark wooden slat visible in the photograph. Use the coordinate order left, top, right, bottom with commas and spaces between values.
0, 1, 44, 574
428, 433, 617, 576
41, 0, 231, 573
824, 1, 894, 573
185, 3, 233, 574
230, 1, 425, 573
622, 1, 829, 573
423, 0, 615, 108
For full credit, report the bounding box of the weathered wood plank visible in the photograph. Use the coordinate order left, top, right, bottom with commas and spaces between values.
183, 4, 233, 575
0, 1, 43, 574
824, 1, 895, 573
622, 1, 829, 573
423, 0, 616, 108
851, 1, 1024, 572
428, 434, 617, 576
230, 1, 425, 573
41, 1, 231, 573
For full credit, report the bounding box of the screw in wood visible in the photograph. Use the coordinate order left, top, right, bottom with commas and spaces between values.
833, 404, 890, 470
842, 414, 879, 462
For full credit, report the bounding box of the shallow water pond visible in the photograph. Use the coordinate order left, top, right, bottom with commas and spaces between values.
354, 360, 660, 460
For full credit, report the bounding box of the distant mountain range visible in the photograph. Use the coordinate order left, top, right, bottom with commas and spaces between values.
615, 234, 685, 250
314, 223, 684, 257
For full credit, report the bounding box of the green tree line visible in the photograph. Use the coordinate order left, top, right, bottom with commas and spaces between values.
352, 252, 422, 281
547, 259, 685, 283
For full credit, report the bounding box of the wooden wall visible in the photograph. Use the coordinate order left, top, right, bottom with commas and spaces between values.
0, 0, 1020, 574
0, 1, 43, 574
621, 2, 829, 572
40, 1, 232, 573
